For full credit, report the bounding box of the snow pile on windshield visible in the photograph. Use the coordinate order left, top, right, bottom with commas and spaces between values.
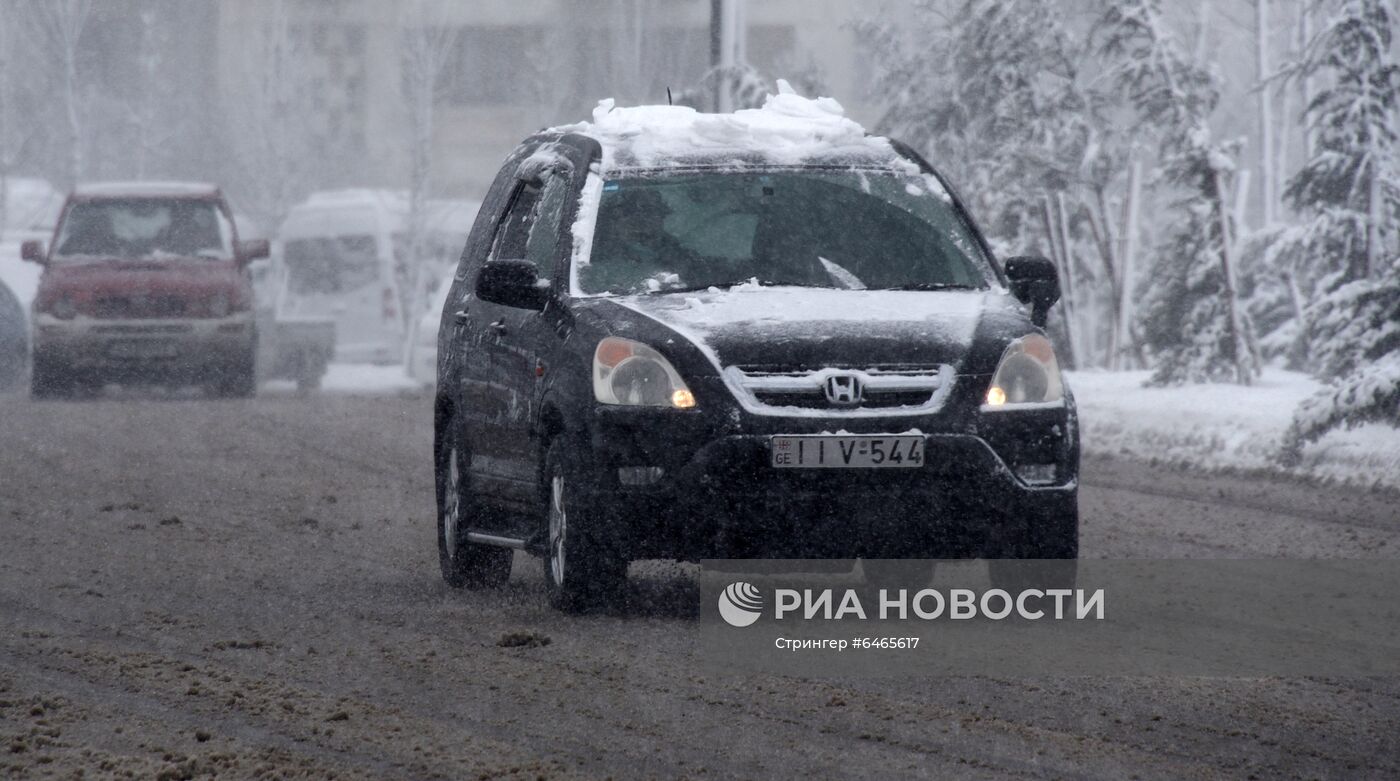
553, 80, 911, 172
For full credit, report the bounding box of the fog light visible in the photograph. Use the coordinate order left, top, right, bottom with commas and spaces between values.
618, 466, 664, 486
986, 385, 1006, 406
671, 388, 696, 409
1015, 463, 1057, 485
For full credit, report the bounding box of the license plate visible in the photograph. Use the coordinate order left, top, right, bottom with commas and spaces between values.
109, 341, 178, 359
771, 435, 924, 469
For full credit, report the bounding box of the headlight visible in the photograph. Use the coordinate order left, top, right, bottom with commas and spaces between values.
593, 337, 696, 408
984, 333, 1063, 408
51, 297, 77, 320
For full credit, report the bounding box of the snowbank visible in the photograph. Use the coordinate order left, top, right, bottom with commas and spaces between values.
1068, 368, 1400, 490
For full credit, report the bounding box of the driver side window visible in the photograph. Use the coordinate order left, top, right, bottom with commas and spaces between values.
524, 175, 569, 281
489, 173, 569, 284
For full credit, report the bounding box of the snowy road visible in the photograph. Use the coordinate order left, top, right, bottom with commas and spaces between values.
2, 394, 1398, 779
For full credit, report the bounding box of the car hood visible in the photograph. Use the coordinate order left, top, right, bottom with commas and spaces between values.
36, 257, 250, 317
601, 286, 1019, 372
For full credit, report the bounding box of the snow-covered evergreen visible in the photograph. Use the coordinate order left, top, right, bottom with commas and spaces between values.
1095, 0, 1260, 385
861, 0, 1087, 252
1274, 0, 1400, 458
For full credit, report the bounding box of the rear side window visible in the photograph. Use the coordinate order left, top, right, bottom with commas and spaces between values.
284, 235, 380, 294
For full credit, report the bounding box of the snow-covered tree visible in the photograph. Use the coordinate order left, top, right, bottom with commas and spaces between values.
674, 64, 769, 112
1096, 0, 1260, 385
1277, 0, 1400, 459
1277, 0, 1398, 287
398, 0, 459, 365
865, 0, 1088, 251
221, 0, 318, 234
129, 7, 173, 179
859, 0, 1111, 367
16, 0, 93, 187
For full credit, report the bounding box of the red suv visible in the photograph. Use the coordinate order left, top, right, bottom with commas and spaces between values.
21, 182, 267, 398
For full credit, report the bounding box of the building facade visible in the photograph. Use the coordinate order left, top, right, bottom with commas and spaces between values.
215, 0, 879, 203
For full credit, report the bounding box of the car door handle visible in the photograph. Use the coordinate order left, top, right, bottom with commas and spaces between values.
453, 310, 469, 324
489, 319, 507, 334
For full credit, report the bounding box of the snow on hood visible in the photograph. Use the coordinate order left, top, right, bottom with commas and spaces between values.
613, 286, 992, 368
623, 285, 985, 330
550, 80, 915, 173
608, 286, 1000, 418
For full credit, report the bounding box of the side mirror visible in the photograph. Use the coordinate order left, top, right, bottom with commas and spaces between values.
476, 259, 550, 310
20, 240, 45, 265
236, 238, 270, 265
1004, 256, 1060, 328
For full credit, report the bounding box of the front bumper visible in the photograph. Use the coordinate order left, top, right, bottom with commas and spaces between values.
572, 404, 1078, 560
33, 313, 256, 378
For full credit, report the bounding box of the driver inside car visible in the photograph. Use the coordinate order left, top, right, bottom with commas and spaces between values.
582, 186, 699, 293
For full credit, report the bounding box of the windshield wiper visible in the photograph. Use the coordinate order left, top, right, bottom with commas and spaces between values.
877, 282, 979, 291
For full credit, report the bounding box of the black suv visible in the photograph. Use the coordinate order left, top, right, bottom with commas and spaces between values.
434, 101, 1077, 611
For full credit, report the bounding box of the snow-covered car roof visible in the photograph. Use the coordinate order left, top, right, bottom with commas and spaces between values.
303, 189, 408, 209
280, 190, 408, 239
548, 80, 917, 174
72, 181, 221, 199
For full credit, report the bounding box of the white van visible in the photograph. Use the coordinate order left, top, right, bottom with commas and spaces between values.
277, 190, 410, 365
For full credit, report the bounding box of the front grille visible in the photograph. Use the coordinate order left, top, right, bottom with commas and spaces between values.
726, 363, 952, 414
751, 389, 934, 409
94, 295, 187, 319
91, 323, 193, 335
733, 362, 943, 377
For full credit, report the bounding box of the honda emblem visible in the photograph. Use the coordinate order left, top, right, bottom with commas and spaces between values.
824, 373, 863, 406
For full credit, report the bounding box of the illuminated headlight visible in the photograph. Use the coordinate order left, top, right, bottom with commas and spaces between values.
593, 337, 696, 408
984, 333, 1063, 408
209, 292, 230, 318
51, 297, 77, 320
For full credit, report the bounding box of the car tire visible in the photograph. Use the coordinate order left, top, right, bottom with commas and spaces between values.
435, 417, 513, 589
295, 359, 323, 394
214, 353, 257, 398
542, 440, 628, 613
30, 355, 74, 400
862, 559, 936, 591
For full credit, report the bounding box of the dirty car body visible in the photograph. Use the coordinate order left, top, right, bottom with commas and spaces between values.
433, 98, 1077, 608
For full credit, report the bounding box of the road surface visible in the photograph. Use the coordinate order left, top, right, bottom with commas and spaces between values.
1, 393, 1397, 779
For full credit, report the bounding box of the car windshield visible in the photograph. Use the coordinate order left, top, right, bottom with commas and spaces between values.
53, 198, 234, 260
284, 235, 380, 295
575, 169, 993, 295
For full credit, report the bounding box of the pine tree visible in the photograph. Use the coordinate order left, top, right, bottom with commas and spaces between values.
1277, 0, 1400, 460
1096, 0, 1261, 385
858, 0, 1104, 368
862, 0, 1088, 255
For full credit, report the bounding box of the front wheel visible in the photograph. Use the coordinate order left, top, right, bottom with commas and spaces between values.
542, 441, 628, 613
436, 421, 512, 588
213, 352, 257, 398
30, 354, 75, 400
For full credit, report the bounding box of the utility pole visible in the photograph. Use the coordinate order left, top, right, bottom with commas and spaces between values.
710, 0, 745, 112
